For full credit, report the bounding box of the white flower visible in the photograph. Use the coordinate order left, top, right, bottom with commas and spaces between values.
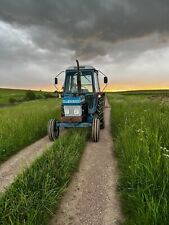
163, 154, 169, 158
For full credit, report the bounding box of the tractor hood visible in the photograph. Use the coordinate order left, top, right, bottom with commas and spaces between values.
63, 96, 85, 106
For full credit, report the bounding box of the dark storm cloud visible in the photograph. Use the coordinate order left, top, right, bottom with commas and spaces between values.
0, 0, 169, 58
0, 21, 74, 88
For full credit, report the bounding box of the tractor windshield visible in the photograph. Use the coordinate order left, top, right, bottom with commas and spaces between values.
64, 71, 93, 93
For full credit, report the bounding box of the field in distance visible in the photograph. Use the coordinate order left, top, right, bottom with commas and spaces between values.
0, 88, 57, 106
114, 89, 169, 96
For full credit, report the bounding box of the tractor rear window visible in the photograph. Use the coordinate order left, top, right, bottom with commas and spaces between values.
64, 71, 93, 93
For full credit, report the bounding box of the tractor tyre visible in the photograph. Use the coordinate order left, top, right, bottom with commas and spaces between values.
97, 95, 105, 129
92, 117, 100, 142
48, 119, 59, 141
100, 117, 105, 129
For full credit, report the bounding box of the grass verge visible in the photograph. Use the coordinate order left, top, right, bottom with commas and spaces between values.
108, 94, 169, 225
0, 129, 88, 225
0, 99, 60, 163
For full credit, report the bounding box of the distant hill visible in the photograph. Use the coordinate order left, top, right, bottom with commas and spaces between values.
107, 89, 169, 96
0, 88, 56, 106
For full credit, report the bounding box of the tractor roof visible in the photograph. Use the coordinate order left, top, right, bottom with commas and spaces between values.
66, 65, 96, 71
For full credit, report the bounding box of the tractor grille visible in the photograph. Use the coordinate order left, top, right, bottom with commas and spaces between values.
64, 105, 82, 117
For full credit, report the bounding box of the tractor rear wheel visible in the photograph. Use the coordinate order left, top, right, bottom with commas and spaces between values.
92, 117, 100, 142
97, 95, 105, 129
48, 119, 59, 141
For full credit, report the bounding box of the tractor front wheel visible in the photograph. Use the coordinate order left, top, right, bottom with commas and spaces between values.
92, 118, 100, 142
48, 119, 59, 141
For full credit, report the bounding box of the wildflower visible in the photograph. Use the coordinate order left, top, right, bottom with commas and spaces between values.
160, 146, 169, 152
163, 154, 169, 158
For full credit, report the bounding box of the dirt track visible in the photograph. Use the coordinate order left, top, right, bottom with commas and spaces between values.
0, 136, 53, 192
50, 99, 123, 225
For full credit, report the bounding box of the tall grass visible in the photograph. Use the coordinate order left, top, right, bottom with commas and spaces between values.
108, 94, 169, 225
0, 129, 88, 225
0, 99, 60, 163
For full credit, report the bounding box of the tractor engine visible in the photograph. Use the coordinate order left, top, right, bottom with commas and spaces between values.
61, 96, 88, 122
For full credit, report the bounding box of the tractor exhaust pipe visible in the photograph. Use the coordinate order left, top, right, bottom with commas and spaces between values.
76, 59, 81, 94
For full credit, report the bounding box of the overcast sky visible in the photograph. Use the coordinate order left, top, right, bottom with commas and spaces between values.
0, 0, 169, 91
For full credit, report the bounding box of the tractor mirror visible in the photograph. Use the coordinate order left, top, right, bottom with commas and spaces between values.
55, 77, 58, 85
104, 76, 108, 84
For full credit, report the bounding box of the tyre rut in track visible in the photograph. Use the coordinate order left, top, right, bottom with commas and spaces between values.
0, 136, 54, 192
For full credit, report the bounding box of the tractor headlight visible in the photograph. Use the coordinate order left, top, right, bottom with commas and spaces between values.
64, 108, 70, 115
74, 108, 80, 115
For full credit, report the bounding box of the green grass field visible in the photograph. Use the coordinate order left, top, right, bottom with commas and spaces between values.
108, 93, 169, 225
1, 88, 169, 224
0, 88, 56, 105
0, 99, 60, 163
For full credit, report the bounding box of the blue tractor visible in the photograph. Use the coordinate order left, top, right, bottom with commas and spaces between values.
48, 60, 108, 142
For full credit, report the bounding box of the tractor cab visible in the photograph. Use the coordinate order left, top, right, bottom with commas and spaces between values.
48, 60, 108, 142
64, 66, 100, 114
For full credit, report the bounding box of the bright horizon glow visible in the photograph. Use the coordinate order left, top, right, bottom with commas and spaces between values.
1, 84, 169, 93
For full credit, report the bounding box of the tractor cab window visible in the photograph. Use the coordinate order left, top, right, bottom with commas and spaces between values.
81, 74, 93, 93
64, 71, 94, 93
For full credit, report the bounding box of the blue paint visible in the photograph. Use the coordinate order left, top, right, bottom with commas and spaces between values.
56, 122, 92, 128
63, 96, 85, 105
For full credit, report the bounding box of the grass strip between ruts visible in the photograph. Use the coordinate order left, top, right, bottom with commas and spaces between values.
0, 129, 88, 225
